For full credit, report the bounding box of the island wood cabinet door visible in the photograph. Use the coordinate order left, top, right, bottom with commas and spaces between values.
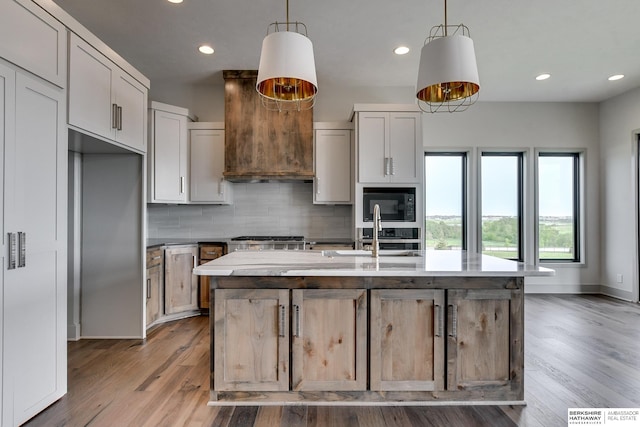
214, 289, 290, 391
446, 288, 523, 395
291, 289, 367, 391
145, 248, 164, 327
370, 289, 445, 391
164, 245, 198, 314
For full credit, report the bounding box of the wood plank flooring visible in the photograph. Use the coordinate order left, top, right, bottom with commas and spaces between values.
24, 295, 640, 426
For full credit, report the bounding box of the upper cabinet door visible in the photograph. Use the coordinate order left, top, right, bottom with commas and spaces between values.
113, 72, 147, 152
68, 34, 114, 140
388, 113, 421, 183
0, 0, 67, 88
314, 128, 352, 204
189, 128, 232, 204
357, 112, 388, 183
150, 109, 188, 203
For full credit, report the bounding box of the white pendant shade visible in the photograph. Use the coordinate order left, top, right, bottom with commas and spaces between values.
416, 33, 480, 112
257, 30, 318, 110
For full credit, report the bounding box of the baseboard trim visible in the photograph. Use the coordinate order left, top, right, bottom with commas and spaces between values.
524, 283, 601, 294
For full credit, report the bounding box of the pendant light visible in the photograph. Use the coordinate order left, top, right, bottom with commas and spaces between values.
256, 0, 318, 112
416, 0, 480, 113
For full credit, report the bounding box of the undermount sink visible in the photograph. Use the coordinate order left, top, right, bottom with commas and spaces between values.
322, 250, 422, 257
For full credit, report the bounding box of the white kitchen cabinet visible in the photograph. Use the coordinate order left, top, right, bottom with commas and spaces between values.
356, 109, 422, 184
189, 123, 233, 204
1, 60, 67, 427
68, 33, 147, 153
314, 124, 353, 204
148, 102, 190, 203
0, 0, 67, 88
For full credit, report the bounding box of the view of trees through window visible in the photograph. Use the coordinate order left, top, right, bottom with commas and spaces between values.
424, 154, 465, 250
538, 154, 578, 260
481, 154, 522, 260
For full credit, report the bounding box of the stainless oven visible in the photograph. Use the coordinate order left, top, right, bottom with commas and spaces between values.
356, 227, 421, 250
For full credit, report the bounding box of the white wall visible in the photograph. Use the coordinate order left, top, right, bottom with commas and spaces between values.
599, 87, 640, 302
420, 102, 601, 294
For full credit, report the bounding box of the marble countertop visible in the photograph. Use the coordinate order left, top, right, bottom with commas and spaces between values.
193, 249, 555, 277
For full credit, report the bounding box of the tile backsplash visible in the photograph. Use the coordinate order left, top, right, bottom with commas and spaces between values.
147, 182, 353, 239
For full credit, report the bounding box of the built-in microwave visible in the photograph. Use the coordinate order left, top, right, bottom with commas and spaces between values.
363, 187, 416, 222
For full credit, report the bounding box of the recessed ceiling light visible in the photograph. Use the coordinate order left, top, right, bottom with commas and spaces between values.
535, 73, 551, 81
198, 45, 214, 55
608, 74, 624, 81
167, 0, 183, 3
394, 46, 410, 55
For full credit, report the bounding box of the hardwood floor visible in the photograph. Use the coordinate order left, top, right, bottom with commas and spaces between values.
24, 295, 640, 427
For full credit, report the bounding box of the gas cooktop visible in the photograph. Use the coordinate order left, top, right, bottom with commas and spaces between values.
231, 236, 305, 241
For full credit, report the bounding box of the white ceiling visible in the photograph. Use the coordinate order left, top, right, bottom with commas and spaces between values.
52, 0, 640, 102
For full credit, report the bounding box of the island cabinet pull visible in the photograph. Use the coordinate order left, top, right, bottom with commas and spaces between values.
293, 304, 301, 337
18, 232, 26, 268
8, 232, 16, 270
448, 304, 458, 338
278, 305, 286, 337
434, 304, 443, 337
146, 278, 151, 300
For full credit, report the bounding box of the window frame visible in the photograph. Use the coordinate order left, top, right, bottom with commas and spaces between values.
480, 151, 524, 262
536, 152, 581, 263
424, 152, 468, 250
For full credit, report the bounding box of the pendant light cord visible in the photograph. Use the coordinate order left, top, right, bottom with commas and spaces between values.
444, 0, 448, 36
286, 0, 290, 31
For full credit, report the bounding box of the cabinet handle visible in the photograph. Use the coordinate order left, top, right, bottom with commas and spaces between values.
219, 178, 224, 196
180, 176, 185, 194
152, 256, 162, 261
278, 304, 286, 337
146, 278, 151, 300
8, 232, 16, 270
293, 304, 301, 337
316, 177, 320, 194
448, 304, 458, 338
390, 157, 395, 175
18, 232, 26, 268
193, 255, 197, 268
384, 157, 389, 176
112, 103, 118, 129
434, 304, 443, 337
117, 105, 123, 130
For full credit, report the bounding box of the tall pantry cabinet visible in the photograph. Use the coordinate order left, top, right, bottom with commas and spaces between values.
0, 9, 67, 426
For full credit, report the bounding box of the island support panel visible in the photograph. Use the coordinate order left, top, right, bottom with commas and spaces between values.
209, 276, 524, 405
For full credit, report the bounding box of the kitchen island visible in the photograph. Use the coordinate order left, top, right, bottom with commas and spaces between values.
194, 250, 553, 405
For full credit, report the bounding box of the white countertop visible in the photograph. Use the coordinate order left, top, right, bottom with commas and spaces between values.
193, 250, 555, 277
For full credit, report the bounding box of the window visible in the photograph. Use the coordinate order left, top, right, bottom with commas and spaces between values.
538, 153, 580, 262
481, 153, 523, 261
424, 153, 466, 250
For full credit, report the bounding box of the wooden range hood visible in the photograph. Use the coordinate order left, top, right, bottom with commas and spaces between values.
223, 70, 314, 182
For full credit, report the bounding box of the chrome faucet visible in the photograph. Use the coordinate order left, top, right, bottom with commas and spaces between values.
372, 203, 382, 258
